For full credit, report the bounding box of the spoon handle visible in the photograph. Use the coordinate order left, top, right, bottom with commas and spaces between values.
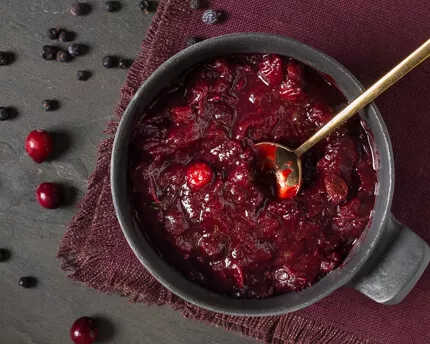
295, 38, 430, 157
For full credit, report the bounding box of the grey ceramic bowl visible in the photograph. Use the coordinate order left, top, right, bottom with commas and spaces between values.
111, 33, 429, 316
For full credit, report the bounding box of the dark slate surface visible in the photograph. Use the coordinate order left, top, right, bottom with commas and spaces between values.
0, 1, 257, 342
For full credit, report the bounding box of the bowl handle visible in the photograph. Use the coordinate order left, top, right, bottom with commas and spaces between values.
351, 215, 430, 304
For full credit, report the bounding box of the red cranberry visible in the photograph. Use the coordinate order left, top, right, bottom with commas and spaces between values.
25, 129, 53, 163
36, 182, 62, 209
186, 162, 213, 190
70, 317, 99, 344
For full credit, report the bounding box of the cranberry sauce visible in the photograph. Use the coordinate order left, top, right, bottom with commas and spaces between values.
129, 54, 377, 298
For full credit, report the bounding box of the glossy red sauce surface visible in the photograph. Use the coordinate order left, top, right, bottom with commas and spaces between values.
129, 54, 377, 298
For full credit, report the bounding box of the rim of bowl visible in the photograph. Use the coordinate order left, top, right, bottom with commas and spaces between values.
111, 33, 394, 316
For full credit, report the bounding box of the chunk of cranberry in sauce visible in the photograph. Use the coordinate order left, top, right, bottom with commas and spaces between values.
170, 106, 193, 125
208, 58, 233, 81
198, 232, 227, 259
257, 54, 283, 87
278, 59, 306, 101
324, 173, 349, 204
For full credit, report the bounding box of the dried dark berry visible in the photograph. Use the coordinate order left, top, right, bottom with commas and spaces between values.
118, 58, 131, 69
139, 0, 149, 13
189, 0, 202, 10
56, 50, 72, 63
0, 107, 10, 121
77, 70, 91, 81
47, 27, 60, 40
41, 46, 58, 61
202, 9, 220, 24
106, 1, 121, 12
19, 277, 36, 288
59, 30, 73, 42
185, 36, 201, 47
0, 249, 10, 262
70, 3, 89, 16
139, 0, 157, 13
42, 99, 57, 112
0, 51, 11, 65
102, 55, 118, 68
68, 43, 82, 57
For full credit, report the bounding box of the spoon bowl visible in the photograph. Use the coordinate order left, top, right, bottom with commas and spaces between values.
255, 142, 302, 199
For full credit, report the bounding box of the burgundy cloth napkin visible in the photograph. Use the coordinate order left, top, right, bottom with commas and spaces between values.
58, 1, 430, 343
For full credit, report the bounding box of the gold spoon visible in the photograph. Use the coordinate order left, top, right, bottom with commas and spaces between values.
255, 38, 430, 199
